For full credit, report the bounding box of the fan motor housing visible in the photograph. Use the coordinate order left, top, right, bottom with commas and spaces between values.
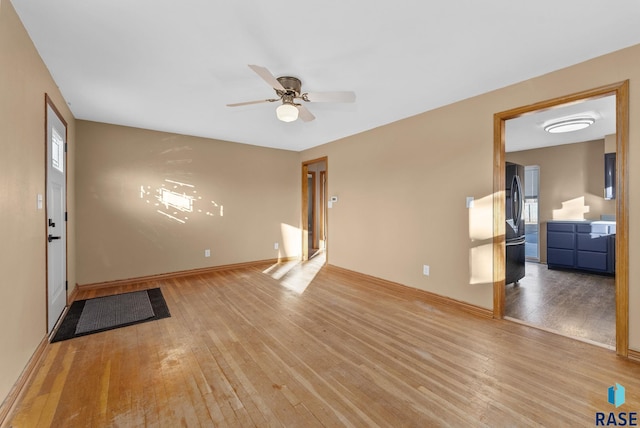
276, 76, 302, 96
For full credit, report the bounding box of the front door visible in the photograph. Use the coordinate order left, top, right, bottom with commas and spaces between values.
46, 97, 67, 334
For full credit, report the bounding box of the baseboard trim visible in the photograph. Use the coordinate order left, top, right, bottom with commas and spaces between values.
67, 282, 79, 305
327, 265, 493, 319
0, 336, 48, 426
77, 258, 297, 294
628, 349, 640, 363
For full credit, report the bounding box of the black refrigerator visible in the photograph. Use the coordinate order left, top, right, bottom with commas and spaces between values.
505, 162, 525, 285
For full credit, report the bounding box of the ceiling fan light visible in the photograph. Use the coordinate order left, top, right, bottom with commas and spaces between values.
276, 103, 299, 122
544, 117, 595, 133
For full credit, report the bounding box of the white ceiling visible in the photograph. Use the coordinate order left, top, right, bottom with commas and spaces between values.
11, 1, 640, 152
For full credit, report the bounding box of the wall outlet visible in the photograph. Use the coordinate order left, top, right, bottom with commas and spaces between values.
204, 249, 211, 257
274, 242, 279, 250
423, 265, 430, 276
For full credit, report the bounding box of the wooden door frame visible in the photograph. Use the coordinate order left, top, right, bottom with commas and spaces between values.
302, 157, 328, 262
308, 170, 317, 250
492, 81, 629, 357
319, 170, 327, 249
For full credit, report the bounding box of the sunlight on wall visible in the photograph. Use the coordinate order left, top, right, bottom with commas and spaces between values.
139, 179, 223, 224
280, 223, 302, 258
468, 194, 495, 285
468, 194, 494, 241
469, 243, 494, 285
156, 209, 186, 224
160, 188, 193, 212
552, 196, 589, 220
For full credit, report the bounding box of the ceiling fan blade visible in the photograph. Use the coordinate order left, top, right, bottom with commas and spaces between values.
304, 91, 356, 103
297, 104, 316, 122
248, 64, 285, 91
227, 98, 278, 107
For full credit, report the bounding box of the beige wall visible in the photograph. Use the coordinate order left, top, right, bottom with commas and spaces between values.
302, 43, 640, 350
0, 0, 76, 403
507, 140, 616, 262
75, 121, 301, 285
605, 134, 617, 154
303, 100, 496, 308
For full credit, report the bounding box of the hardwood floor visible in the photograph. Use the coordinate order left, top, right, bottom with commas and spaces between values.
5, 260, 640, 427
505, 262, 615, 348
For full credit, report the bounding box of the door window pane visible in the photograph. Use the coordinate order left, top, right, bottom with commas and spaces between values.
51, 127, 64, 173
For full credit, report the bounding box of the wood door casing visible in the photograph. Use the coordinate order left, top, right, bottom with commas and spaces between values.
301, 157, 328, 262
493, 81, 629, 357
308, 171, 316, 251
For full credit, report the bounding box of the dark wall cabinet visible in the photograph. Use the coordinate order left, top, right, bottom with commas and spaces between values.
547, 221, 615, 275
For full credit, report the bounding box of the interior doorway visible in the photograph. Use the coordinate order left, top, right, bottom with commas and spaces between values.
505, 101, 617, 348
301, 157, 327, 262
493, 81, 629, 357
307, 171, 317, 255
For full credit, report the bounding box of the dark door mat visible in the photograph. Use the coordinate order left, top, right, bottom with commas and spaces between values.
51, 288, 171, 342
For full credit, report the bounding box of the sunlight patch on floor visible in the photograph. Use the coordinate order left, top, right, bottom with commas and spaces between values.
263, 251, 326, 294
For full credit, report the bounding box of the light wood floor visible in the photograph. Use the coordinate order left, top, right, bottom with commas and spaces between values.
505, 262, 615, 348
6, 259, 640, 427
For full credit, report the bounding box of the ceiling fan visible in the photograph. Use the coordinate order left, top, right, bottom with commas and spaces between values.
227, 65, 356, 122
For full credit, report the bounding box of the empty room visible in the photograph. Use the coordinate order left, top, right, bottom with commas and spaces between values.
2, 1, 640, 426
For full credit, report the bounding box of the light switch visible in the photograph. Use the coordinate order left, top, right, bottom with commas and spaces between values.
466, 196, 474, 208
37, 194, 43, 210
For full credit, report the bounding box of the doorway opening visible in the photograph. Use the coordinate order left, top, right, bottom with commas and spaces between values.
524, 165, 539, 262
307, 171, 317, 256
301, 157, 328, 262
493, 81, 629, 357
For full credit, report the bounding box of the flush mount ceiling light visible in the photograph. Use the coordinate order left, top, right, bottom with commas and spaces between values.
543, 116, 595, 133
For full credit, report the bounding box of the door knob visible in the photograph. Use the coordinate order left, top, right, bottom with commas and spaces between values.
48, 234, 61, 242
